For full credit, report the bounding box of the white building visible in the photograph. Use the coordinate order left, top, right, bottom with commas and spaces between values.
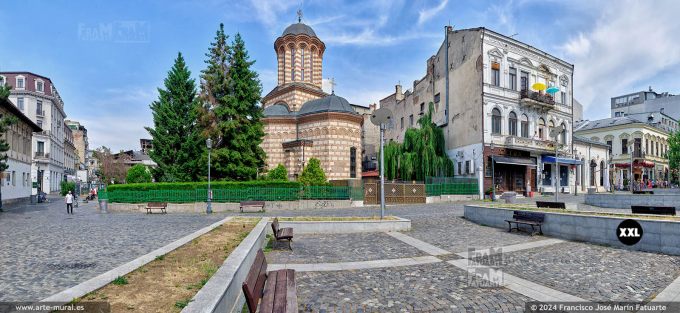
573, 136, 610, 193
380, 27, 575, 196
0, 97, 42, 204
0, 72, 68, 194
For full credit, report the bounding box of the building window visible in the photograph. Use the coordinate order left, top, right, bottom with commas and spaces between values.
491, 62, 500, 86
520, 71, 529, 91
465, 160, 471, 175
458, 162, 462, 175
37, 120, 42, 129
622, 139, 628, 154
0, 76, 5, 86
420, 103, 425, 115
37, 100, 43, 115
400, 117, 404, 129
11, 171, 15, 186
645, 139, 649, 154
434, 93, 440, 103
561, 92, 566, 105
542, 163, 552, 186
508, 112, 517, 136
607, 140, 612, 154
300, 48, 305, 81
36, 80, 44, 92
491, 108, 501, 134
16, 77, 25, 89
509, 67, 517, 90
521, 114, 529, 138
409, 114, 414, 126
350, 147, 356, 178
290, 48, 296, 81
17, 97, 24, 110
560, 123, 567, 144
656, 142, 659, 156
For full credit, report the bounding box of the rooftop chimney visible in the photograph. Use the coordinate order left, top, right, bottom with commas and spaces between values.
395, 84, 404, 101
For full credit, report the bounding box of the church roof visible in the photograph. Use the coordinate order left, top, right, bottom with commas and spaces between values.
298, 93, 357, 116
263, 103, 293, 117
282, 22, 317, 37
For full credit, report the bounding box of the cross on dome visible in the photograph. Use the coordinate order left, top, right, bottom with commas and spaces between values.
297, 9, 303, 23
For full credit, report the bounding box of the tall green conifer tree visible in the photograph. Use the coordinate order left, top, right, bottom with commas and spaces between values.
200, 26, 265, 180
146, 52, 204, 181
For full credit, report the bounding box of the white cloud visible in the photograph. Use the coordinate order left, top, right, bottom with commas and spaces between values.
418, 0, 449, 25
248, 0, 298, 30
561, 0, 680, 118
323, 29, 439, 46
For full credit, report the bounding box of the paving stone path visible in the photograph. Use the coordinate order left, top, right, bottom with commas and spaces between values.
0, 197, 226, 301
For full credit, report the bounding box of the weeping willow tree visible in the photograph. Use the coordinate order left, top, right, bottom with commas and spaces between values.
383, 102, 454, 181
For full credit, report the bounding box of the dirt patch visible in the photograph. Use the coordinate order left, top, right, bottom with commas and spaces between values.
80, 218, 259, 313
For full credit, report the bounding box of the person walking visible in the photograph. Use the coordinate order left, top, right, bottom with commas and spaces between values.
65, 191, 74, 214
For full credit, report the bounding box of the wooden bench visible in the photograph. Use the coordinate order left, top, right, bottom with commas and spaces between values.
631, 205, 676, 215
240, 201, 266, 213
633, 190, 654, 195
242, 249, 297, 313
146, 202, 167, 214
536, 201, 566, 209
506, 211, 545, 236
271, 218, 294, 250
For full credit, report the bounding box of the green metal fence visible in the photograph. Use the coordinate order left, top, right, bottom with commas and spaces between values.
425, 181, 478, 196
104, 186, 364, 203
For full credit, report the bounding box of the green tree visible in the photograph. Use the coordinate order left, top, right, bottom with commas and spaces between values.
146, 52, 204, 182
126, 164, 152, 184
667, 131, 680, 183
267, 164, 288, 180
200, 27, 265, 181
383, 103, 454, 181
0, 87, 17, 210
299, 158, 327, 186
60, 181, 76, 196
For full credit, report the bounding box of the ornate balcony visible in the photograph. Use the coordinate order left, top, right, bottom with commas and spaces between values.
498, 135, 569, 153
520, 90, 555, 110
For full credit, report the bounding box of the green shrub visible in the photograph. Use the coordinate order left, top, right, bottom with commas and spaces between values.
298, 158, 327, 186
60, 181, 76, 196
267, 164, 288, 180
106, 180, 302, 192
126, 164, 152, 184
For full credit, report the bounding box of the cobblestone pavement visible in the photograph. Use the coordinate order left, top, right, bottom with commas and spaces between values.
0, 197, 227, 301
475, 241, 680, 302
296, 262, 530, 313
268, 233, 427, 264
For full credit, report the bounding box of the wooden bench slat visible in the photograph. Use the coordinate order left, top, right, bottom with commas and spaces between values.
260, 270, 277, 313
273, 269, 288, 313
278, 228, 293, 239
285, 269, 297, 313
242, 250, 267, 313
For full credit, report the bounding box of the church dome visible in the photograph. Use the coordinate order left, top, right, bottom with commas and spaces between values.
263, 103, 292, 117
282, 22, 317, 37
298, 93, 357, 116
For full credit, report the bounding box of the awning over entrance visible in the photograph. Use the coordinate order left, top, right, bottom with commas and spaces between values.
541, 155, 581, 165
494, 156, 536, 167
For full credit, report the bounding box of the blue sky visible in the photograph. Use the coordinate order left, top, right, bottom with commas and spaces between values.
2, 0, 679, 151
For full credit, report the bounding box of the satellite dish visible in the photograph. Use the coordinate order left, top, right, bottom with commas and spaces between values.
371, 107, 393, 126
549, 125, 565, 138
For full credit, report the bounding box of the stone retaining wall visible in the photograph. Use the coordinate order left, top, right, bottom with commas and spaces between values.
278, 217, 411, 234
464, 205, 680, 256
585, 193, 680, 209
106, 199, 353, 213
426, 194, 479, 203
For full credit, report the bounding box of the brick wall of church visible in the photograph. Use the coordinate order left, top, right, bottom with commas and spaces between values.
263, 88, 322, 112
297, 116, 363, 180
262, 120, 297, 171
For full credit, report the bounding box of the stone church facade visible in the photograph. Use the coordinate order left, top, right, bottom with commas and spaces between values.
261, 18, 363, 180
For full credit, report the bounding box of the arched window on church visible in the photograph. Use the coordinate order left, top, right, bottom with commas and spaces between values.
301, 48, 305, 81
310, 48, 314, 83
291, 47, 296, 81
350, 147, 357, 178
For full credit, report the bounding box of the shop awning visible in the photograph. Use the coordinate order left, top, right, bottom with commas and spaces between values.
541, 155, 582, 165
493, 156, 536, 167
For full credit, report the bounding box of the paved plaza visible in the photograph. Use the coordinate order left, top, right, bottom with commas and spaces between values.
3, 196, 680, 312
0, 196, 226, 301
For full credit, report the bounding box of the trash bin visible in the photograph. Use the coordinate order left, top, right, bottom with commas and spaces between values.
98, 199, 108, 213
30, 195, 37, 204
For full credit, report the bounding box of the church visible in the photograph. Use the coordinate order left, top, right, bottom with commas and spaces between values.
261, 14, 365, 181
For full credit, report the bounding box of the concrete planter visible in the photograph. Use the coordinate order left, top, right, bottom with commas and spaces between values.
464, 205, 680, 256
182, 218, 269, 313
278, 217, 411, 234
585, 193, 680, 209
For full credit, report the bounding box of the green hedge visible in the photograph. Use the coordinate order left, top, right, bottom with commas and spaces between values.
106, 180, 302, 192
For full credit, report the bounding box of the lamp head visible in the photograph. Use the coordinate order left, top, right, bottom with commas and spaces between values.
206, 138, 212, 149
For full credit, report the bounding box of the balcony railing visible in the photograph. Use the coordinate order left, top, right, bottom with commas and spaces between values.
35, 151, 49, 159
501, 135, 569, 153
520, 90, 555, 108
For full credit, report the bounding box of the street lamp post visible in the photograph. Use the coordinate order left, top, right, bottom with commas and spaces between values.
206, 138, 212, 214
490, 143, 496, 202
